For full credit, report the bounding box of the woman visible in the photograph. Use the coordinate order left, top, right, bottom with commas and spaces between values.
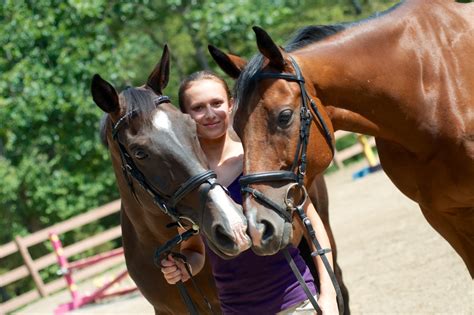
161, 71, 337, 314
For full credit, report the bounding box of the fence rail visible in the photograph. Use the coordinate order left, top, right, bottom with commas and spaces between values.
332, 131, 377, 168
0, 199, 122, 314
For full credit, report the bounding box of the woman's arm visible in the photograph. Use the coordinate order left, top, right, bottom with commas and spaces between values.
160, 227, 205, 284
300, 201, 338, 314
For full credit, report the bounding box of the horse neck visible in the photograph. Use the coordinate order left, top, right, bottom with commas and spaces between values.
121, 196, 176, 247
298, 4, 443, 153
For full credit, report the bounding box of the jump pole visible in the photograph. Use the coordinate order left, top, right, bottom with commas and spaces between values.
352, 135, 382, 179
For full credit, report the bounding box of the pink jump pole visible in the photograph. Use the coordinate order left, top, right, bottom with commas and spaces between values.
49, 231, 137, 314
49, 231, 81, 314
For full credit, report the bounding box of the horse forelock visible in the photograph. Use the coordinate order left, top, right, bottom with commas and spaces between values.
121, 87, 157, 127
234, 54, 264, 113
99, 87, 174, 147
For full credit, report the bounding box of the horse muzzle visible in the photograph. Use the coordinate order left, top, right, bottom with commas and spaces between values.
244, 196, 294, 256
202, 187, 252, 258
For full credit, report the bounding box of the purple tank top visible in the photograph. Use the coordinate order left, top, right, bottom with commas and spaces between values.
205, 175, 316, 314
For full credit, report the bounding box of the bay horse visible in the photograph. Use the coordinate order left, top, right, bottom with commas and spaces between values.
209, 51, 351, 314
91, 45, 251, 314
209, 0, 474, 278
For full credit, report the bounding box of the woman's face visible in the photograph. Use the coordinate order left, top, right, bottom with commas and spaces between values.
182, 79, 232, 140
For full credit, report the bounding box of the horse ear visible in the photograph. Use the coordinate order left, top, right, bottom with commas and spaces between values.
91, 74, 119, 114
147, 44, 170, 94
253, 26, 286, 70
208, 45, 247, 79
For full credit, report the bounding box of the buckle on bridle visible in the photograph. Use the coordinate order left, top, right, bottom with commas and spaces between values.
154, 198, 170, 215
177, 216, 200, 233
298, 165, 306, 176
284, 183, 308, 209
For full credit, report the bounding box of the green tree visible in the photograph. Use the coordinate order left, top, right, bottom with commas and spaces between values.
0, 1, 137, 239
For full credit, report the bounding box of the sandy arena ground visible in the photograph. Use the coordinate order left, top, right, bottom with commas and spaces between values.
15, 162, 473, 314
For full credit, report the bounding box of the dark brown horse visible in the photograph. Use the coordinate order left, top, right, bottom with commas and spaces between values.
210, 0, 474, 278
91, 45, 251, 314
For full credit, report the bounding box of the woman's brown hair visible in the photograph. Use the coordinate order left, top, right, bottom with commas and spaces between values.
178, 71, 231, 113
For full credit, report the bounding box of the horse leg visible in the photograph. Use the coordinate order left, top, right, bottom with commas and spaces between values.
419, 206, 474, 278
307, 175, 351, 314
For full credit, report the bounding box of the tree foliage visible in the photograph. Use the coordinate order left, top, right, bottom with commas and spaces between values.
0, 1, 134, 241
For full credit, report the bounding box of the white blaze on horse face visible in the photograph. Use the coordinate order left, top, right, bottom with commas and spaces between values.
208, 187, 251, 251
152, 110, 172, 131
152, 109, 182, 146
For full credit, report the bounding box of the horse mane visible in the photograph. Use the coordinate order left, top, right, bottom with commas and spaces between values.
284, 1, 403, 52
234, 2, 404, 109
98, 87, 157, 146
284, 24, 348, 52
99, 114, 109, 147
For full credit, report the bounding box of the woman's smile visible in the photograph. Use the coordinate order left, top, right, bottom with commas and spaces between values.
203, 121, 221, 128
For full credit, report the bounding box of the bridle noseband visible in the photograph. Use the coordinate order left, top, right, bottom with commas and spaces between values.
112, 95, 217, 225
239, 56, 334, 220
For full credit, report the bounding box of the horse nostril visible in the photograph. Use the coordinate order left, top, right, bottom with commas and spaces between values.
260, 220, 274, 242
214, 225, 234, 249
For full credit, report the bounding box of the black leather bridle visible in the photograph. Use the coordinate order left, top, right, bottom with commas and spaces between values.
239, 56, 344, 315
111, 94, 217, 314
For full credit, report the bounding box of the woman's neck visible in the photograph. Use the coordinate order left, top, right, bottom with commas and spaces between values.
199, 131, 243, 186
199, 132, 232, 168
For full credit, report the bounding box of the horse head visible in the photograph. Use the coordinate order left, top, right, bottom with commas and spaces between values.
209, 27, 335, 255
91, 45, 250, 258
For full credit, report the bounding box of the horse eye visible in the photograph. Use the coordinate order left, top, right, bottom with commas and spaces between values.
278, 109, 293, 127
134, 149, 148, 160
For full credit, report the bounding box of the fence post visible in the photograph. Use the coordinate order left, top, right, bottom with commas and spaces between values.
14, 236, 47, 297
357, 134, 378, 167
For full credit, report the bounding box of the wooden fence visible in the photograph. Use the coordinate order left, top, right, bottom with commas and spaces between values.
331, 131, 377, 168
0, 199, 123, 314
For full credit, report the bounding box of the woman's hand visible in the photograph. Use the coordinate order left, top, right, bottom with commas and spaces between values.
160, 254, 192, 284
318, 293, 338, 315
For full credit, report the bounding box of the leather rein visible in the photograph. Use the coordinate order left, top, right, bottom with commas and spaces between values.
111, 95, 215, 314
239, 56, 344, 315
